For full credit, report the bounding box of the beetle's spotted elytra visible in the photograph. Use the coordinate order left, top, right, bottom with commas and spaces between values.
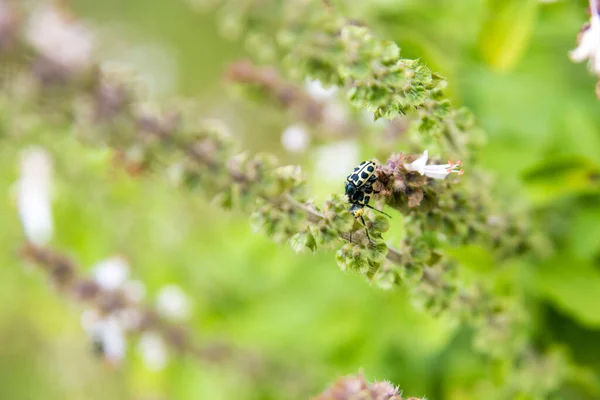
347, 160, 377, 188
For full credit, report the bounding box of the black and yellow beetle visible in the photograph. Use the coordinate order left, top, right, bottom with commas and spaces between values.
345, 160, 391, 242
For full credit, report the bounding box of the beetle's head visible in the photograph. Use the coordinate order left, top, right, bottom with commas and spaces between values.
345, 182, 356, 198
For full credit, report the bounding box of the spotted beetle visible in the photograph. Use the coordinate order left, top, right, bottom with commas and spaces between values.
346, 160, 377, 189
345, 160, 391, 242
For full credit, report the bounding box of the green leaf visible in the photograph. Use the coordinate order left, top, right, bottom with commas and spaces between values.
290, 231, 317, 253
370, 214, 390, 233
533, 257, 600, 327
445, 244, 495, 273
569, 206, 600, 259
522, 155, 600, 206
478, 0, 538, 72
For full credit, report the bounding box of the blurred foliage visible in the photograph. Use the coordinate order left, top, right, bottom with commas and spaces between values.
1, 0, 600, 399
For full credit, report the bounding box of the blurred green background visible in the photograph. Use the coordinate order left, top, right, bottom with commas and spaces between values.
2, 0, 600, 399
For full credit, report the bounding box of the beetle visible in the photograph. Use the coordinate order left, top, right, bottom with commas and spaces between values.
346, 161, 377, 193
345, 160, 391, 242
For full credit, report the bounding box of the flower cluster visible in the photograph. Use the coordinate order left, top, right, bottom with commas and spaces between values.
13, 142, 245, 373
15, 153, 192, 371
80, 256, 191, 369
19, 242, 313, 390
313, 373, 424, 400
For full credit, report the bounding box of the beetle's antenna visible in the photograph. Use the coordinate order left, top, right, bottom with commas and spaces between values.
366, 205, 392, 218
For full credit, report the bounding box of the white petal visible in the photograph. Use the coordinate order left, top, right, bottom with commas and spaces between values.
570, 44, 592, 62
593, 52, 600, 74
570, 31, 595, 62
101, 317, 126, 363
570, 21, 600, 63
156, 285, 191, 320
17, 147, 53, 245
404, 150, 428, 173
138, 332, 168, 371
281, 124, 309, 153
92, 257, 129, 290
422, 166, 451, 180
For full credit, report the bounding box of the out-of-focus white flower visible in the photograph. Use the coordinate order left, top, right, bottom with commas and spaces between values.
305, 79, 337, 101
97, 317, 126, 363
156, 285, 191, 320
82, 312, 127, 364
404, 150, 464, 179
138, 332, 168, 371
281, 124, 310, 153
92, 256, 129, 290
17, 147, 53, 246
570, 3, 600, 74
313, 140, 359, 182
26, 6, 94, 70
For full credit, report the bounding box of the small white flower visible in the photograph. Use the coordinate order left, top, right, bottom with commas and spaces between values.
156, 285, 191, 320
281, 124, 310, 153
304, 79, 337, 101
570, 4, 600, 74
83, 313, 127, 364
26, 6, 94, 70
98, 317, 127, 363
138, 332, 168, 371
17, 147, 53, 246
92, 256, 129, 290
404, 150, 464, 179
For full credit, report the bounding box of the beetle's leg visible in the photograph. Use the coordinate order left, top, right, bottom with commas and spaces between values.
359, 214, 372, 243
